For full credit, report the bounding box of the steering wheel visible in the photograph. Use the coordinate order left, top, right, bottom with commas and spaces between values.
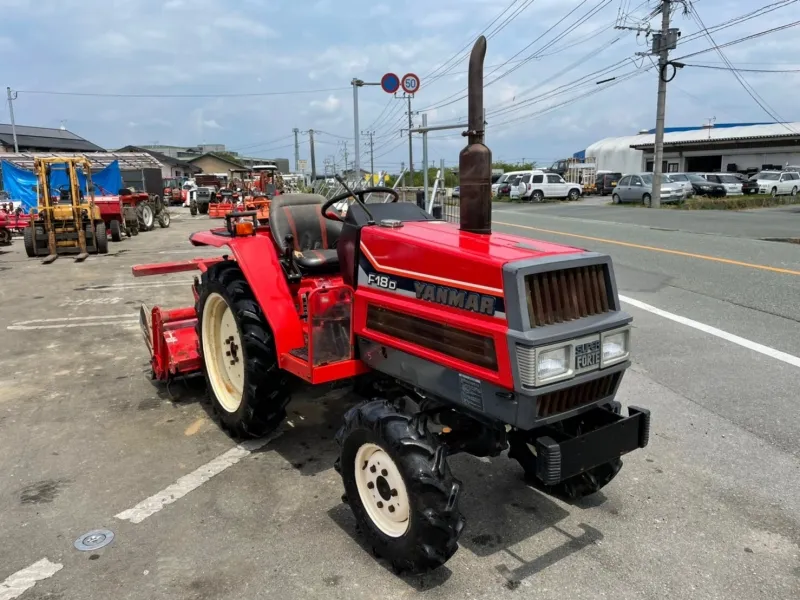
321, 186, 398, 222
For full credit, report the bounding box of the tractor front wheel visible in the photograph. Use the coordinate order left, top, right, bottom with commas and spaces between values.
158, 211, 171, 228
23, 227, 36, 256
110, 219, 122, 242
190, 202, 198, 216
0, 227, 12, 246
335, 400, 465, 573
198, 202, 209, 215
196, 261, 291, 438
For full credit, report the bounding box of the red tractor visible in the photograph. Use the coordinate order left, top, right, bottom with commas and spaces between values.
133, 37, 648, 573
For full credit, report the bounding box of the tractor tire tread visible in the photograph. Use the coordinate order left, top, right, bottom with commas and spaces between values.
196, 260, 290, 439
336, 399, 465, 573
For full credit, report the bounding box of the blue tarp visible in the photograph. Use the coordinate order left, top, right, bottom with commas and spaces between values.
1, 160, 123, 210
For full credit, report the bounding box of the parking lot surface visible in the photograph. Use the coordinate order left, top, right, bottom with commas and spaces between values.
0, 204, 798, 599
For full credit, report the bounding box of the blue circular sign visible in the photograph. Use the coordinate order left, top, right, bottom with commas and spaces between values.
381, 73, 400, 94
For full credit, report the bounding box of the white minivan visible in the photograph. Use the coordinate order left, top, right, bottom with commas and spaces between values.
519, 170, 582, 202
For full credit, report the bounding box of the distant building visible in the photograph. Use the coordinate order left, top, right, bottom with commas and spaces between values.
0, 124, 104, 153
141, 144, 290, 173
116, 145, 200, 179
187, 152, 249, 178
577, 122, 800, 174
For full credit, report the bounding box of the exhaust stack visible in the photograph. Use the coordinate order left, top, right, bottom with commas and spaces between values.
459, 35, 492, 235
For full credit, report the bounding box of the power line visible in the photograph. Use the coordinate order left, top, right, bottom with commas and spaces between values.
418, 0, 612, 112
685, 2, 796, 133
683, 64, 800, 73
673, 20, 800, 61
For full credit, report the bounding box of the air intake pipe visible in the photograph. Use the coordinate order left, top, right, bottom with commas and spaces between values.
459, 35, 492, 235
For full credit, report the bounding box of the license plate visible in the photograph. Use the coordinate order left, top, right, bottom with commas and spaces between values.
575, 340, 600, 370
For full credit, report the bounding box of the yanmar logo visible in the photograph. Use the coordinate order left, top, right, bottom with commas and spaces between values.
413, 281, 497, 316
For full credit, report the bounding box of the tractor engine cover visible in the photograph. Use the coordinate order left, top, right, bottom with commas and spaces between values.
353, 221, 632, 431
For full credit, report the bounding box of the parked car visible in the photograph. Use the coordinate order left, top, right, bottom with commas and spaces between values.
726, 173, 758, 194
452, 186, 460, 198
507, 175, 524, 201
519, 170, 582, 202
700, 173, 744, 196
663, 173, 695, 198
596, 172, 623, 196
492, 170, 530, 196
752, 171, 800, 196
686, 174, 726, 197
612, 173, 686, 205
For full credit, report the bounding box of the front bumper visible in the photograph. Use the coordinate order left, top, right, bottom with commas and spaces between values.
534, 404, 650, 485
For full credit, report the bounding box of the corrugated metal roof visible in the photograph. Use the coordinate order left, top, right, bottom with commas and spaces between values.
0, 123, 104, 151
629, 122, 800, 149
0, 152, 163, 170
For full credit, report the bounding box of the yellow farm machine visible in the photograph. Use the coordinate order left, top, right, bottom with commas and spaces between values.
24, 156, 109, 263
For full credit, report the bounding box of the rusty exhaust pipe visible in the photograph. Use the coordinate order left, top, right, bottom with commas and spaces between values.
459, 35, 492, 235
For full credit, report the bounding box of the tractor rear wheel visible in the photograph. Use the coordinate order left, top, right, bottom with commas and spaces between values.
335, 400, 465, 573
23, 227, 36, 256
196, 261, 291, 438
110, 219, 122, 242
137, 203, 155, 231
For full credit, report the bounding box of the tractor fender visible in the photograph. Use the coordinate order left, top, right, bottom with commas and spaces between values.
189, 230, 305, 355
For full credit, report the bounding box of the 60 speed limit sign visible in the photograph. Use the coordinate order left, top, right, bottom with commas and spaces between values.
401, 73, 420, 94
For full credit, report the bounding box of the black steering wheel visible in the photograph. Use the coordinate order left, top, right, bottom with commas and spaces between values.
321, 186, 399, 222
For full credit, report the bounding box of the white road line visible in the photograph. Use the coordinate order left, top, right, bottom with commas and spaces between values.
620, 295, 800, 369
115, 433, 281, 524
7, 314, 139, 331
0, 558, 63, 600
81, 280, 193, 290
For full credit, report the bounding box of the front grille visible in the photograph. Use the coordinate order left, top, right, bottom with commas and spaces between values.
525, 264, 611, 327
536, 372, 621, 418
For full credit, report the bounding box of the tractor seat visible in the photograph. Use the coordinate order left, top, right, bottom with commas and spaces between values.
269, 193, 342, 274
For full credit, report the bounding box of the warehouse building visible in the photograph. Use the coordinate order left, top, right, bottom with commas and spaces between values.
578, 122, 800, 175
0, 123, 104, 153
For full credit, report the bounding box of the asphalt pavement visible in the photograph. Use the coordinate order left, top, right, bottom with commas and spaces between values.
0, 201, 797, 599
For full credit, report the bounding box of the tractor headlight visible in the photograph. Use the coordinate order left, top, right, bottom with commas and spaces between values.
537, 346, 570, 383
601, 328, 630, 367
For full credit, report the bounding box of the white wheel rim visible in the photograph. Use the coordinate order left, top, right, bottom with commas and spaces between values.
202, 293, 245, 413
354, 443, 410, 538
142, 205, 154, 227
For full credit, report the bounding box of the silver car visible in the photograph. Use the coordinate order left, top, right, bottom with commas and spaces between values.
664, 172, 695, 198
612, 173, 686, 205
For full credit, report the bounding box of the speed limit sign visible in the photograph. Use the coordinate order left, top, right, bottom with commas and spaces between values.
401, 73, 420, 94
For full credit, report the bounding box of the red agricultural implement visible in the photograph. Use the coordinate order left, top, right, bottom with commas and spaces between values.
94, 196, 140, 240
0, 209, 31, 246
133, 37, 648, 574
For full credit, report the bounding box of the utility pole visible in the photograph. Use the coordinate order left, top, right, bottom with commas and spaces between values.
616, 1, 680, 208
6, 87, 19, 153
292, 128, 300, 172
651, 0, 671, 208
406, 95, 414, 186
351, 78, 381, 184
362, 130, 375, 182
339, 141, 349, 177
308, 129, 317, 181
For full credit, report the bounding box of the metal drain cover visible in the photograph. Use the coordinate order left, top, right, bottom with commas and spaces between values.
74, 529, 115, 551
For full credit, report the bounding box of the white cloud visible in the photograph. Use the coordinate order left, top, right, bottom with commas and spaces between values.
216, 15, 278, 39
203, 119, 222, 129
310, 95, 342, 114
163, 0, 184, 9
415, 10, 463, 28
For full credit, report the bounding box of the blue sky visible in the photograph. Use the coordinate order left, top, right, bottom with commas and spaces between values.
1, 0, 798, 172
